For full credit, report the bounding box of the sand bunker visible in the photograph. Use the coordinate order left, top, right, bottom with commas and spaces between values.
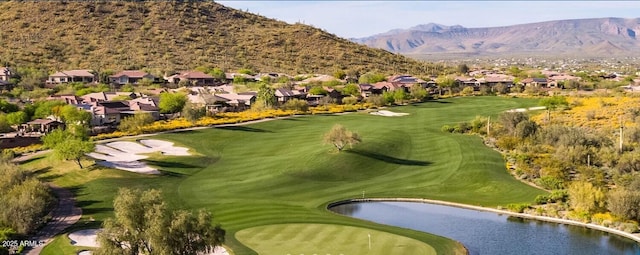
69, 228, 227, 255
87, 139, 190, 174
69, 229, 100, 247
506, 106, 546, 112
370, 110, 409, 117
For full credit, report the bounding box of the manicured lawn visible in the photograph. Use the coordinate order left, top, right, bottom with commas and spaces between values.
31, 97, 546, 254
236, 224, 436, 255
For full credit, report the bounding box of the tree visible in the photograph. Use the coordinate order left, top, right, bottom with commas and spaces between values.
540, 95, 569, 123
341, 84, 360, 97
409, 85, 428, 101
182, 102, 206, 123
457, 64, 469, 74
493, 83, 509, 94
461, 86, 474, 96
358, 72, 386, 84
308, 86, 328, 96
607, 188, 640, 222
281, 98, 308, 112
96, 188, 225, 255
0, 161, 54, 235
52, 138, 95, 169
498, 111, 529, 136
323, 124, 361, 152
256, 84, 276, 109
159, 92, 188, 114
567, 181, 605, 213
118, 112, 155, 134
393, 89, 408, 104
208, 68, 226, 81
333, 70, 346, 80
5, 111, 27, 126
436, 76, 456, 95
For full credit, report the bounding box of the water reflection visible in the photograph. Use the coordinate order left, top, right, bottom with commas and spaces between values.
330, 201, 640, 255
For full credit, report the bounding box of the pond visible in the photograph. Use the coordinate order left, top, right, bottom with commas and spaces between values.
330, 201, 640, 255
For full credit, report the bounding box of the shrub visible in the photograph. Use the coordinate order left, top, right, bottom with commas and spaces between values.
619, 222, 639, 233
282, 98, 309, 112
453, 122, 471, 133
441, 125, 454, 133
342, 96, 358, 105
506, 203, 530, 213
535, 176, 565, 190
495, 136, 520, 150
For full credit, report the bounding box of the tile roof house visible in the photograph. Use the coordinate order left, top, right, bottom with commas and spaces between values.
275, 88, 306, 103
48, 69, 96, 84
81, 92, 141, 103
46, 94, 82, 104
166, 71, 216, 86
484, 74, 515, 87
521, 78, 549, 88
109, 70, 156, 85
387, 75, 427, 87
19, 118, 65, 134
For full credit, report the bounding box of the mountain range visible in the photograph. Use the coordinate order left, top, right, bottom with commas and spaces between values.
352, 18, 640, 59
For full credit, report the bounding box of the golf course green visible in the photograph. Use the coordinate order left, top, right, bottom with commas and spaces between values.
36, 96, 547, 254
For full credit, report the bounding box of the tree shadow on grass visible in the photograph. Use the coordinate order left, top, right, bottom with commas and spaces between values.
215, 126, 272, 132
15, 155, 47, 165
76, 200, 111, 215
144, 159, 200, 169
346, 150, 431, 166
158, 170, 187, 178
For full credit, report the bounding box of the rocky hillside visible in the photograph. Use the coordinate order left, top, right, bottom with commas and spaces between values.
352, 18, 640, 58
0, 1, 435, 75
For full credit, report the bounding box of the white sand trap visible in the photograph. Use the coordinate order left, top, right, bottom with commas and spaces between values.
96, 161, 160, 174
370, 110, 409, 117
88, 139, 190, 175
105, 141, 157, 154
86, 152, 148, 162
139, 139, 191, 156
69, 229, 100, 247
78, 251, 92, 255
507, 106, 547, 112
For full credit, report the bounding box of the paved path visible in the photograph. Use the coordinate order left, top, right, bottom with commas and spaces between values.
23, 185, 82, 255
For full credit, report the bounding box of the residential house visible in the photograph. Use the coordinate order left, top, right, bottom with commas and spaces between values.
548, 74, 581, 88
81, 91, 140, 103
213, 92, 256, 112
47, 69, 96, 84
387, 75, 428, 88
484, 74, 515, 87
46, 94, 82, 104
521, 78, 549, 88
455, 77, 484, 88
109, 70, 156, 86
373, 81, 407, 92
0, 67, 14, 82
88, 101, 130, 126
166, 71, 216, 86
19, 118, 65, 135
275, 88, 306, 104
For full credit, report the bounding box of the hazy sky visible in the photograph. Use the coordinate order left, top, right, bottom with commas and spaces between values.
217, 1, 640, 38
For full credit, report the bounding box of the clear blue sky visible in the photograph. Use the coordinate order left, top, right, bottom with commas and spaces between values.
217, 1, 640, 38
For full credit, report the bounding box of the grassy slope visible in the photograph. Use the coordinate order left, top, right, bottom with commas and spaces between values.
35, 97, 545, 254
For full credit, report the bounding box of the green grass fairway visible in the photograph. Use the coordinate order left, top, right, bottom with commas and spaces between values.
236, 224, 436, 255
33, 97, 546, 255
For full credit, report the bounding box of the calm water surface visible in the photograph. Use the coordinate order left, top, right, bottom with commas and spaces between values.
330, 202, 640, 255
